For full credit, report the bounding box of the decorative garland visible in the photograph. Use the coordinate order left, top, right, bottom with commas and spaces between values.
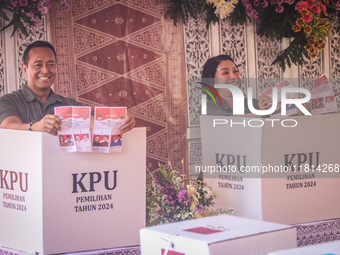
0, 0, 69, 36
0, 0, 339, 71
167, 0, 340, 71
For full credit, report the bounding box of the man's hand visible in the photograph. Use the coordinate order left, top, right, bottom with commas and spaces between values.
0, 114, 61, 135
31, 114, 61, 135
121, 114, 136, 133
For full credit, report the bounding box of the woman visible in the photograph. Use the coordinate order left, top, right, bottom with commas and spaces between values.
201, 54, 271, 116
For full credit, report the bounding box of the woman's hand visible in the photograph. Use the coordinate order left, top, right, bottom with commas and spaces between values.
259, 95, 272, 111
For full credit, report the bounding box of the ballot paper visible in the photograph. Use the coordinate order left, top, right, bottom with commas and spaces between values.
311, 74, 337, 115
55, 106, 92, 153
260, 80, 297, 118
92, 107, 127, 153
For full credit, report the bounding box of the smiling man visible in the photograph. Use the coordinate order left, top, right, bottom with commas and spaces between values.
0, 41, 135, 135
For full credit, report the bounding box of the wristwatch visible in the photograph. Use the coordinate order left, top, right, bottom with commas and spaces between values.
29, 120, 36, 131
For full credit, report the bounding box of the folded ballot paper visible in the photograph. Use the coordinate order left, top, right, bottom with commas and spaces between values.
55, 106, 126, 153
260, 80, 298, 118
311, 74, 338, 115
92, 107, 126, 153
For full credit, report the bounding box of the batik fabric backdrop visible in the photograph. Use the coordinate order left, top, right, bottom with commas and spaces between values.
49, 0, 188, 174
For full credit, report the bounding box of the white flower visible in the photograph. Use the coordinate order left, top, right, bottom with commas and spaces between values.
203, 186, 212, 196
211, 0, 239, 19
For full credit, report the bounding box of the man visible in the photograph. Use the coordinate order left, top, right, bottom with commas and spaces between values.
101, 135, 109, 147
110, 134, 122, 147
93, 135, 102, 146
66, 135, 74, 146
0, 41, 135, 135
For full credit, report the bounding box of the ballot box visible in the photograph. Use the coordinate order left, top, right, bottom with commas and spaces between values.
267, 240, 340, 255
140, 215, 297, 255
199, 114, 340, 224
0, 128, 146, 254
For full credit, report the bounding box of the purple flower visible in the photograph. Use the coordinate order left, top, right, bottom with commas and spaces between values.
276, 5, 284, 13
39, 7, 48, 14
335, 0, 340, 11
250, 9, 258, 18
11, 0, 18, 7
19, 0, 28, 6
177, 190, 187, 203
262, 0, 269, 8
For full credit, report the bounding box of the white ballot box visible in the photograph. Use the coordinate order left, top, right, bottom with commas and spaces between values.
0, 128, 146, 254
267, 240, 340, 255
199, 114, 340, 224
140, 215, 297, 255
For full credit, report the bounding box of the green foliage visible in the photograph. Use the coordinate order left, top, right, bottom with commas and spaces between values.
166, 0, 219, 27
167, 0, 340, 71
0, 1, 34, 36
0, 0, 69, 37
272, 36, 310, 72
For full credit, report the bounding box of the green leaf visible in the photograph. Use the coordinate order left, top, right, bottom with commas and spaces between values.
0, 9, 9, 21
13, 18, 28, 36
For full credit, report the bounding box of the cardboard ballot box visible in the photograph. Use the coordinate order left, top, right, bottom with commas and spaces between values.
200, 114, 340, 224
140, 215, 297, 255
267, 240, 340, 255
0, 128, 146, 255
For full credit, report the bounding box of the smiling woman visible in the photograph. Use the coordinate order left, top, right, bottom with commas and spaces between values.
201, 54, 272, 117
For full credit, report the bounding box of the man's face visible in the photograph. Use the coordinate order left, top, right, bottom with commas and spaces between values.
22, 47, 56, 93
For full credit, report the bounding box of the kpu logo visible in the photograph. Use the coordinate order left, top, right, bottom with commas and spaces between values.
199, 83, 311, 116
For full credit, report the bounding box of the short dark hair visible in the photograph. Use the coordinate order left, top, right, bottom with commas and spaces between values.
23, 40, 57, 65
201, 54, 237, 79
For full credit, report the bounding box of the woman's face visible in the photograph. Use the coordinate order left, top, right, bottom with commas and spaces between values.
214, 60, 241, 86
214, 60, 241, 99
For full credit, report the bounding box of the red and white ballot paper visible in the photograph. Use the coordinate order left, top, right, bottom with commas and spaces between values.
92, 107, 126, 153
260, 80, 297, 118
55, 106, 92, 153
55, 106, 127, 153
311, 74, 337, 115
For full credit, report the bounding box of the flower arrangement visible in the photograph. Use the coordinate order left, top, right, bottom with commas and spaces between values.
0, 0, 69, 36
167, 0, 340, 71
146, 163, 233, 226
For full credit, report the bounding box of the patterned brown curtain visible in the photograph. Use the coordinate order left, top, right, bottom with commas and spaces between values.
49, 0, 188, 174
